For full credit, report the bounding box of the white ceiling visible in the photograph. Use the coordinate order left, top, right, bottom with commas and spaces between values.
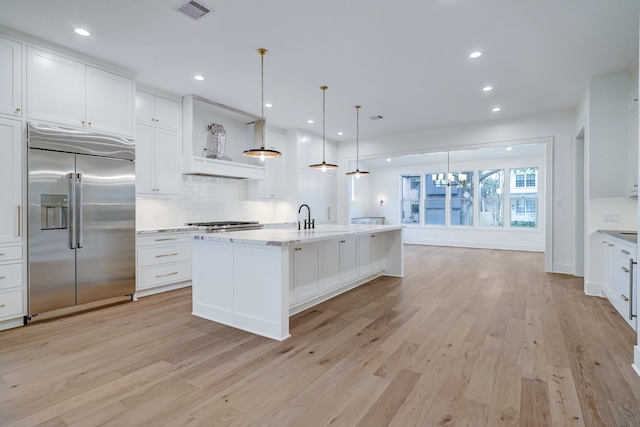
0, 0, 638, 141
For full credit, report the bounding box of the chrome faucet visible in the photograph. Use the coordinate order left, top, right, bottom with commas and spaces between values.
298, 204, 314, 230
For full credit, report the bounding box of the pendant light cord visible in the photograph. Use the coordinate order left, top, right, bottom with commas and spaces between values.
356, 106, 360, 169
260, 49, 265, 149
322, 86, 327, 162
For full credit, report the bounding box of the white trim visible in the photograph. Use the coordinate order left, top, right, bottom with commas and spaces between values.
552, 263, 574, 275
584, 281, 605, 297
545, 138, 554, 272
404, 239, 544, 252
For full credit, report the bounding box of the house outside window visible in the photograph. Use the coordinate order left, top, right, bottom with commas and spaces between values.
424, 173, 446, 225
450, 171, 474, 226
510, 167, 538, 228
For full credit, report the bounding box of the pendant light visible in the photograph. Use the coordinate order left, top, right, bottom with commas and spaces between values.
346, 105, 369, 178
243, 48, 282, 160
309, 86, 338, 171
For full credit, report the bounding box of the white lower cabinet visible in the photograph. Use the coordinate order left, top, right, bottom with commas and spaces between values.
290, 231, 390, 313
290, 242, 322, 304
358, 233, 386, 278
0, 244, 25, 330
136, 232, 192, 297
602, 234, 637, 331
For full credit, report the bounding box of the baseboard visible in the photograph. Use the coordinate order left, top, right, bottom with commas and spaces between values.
633, 346, 640, 378
136, 280, 192, 298
0, 317, 24, 332
552, 263, 574, 275
584, 281, 604, 297
403, 239, 544, 252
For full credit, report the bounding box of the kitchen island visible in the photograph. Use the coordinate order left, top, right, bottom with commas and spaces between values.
191, 224, 403, 340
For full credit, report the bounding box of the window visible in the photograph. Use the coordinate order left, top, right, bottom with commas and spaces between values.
515, 174, 524, 187
479, 169, 504, 227
450, 171, 474, 226
424, 173, 445, 225
510, 167, 538, 228
401, 175, 421, 224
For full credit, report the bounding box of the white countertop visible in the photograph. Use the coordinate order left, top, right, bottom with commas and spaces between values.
193, 224, 402, 246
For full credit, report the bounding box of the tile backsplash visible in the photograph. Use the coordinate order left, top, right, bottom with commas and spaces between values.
136, 175, 293, 229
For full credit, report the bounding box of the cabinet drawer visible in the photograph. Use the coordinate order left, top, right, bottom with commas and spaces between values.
0, 289, 23, 319
0, 246, 22, 262
0, 262, 22, 291
137, 242, 192, 268
137, 233, 193, 247
137, 261, 191, 290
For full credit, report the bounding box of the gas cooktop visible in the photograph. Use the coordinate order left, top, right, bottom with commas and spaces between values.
185, 221, 263, 233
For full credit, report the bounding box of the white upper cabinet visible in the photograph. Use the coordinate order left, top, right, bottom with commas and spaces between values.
27, 47, 134, 137
135, 124, 181, 196
247, 128, 287, 200
0, 118, 22, 244
0, 36, 21, 117
629, 64, 639, 196
136, 91, 181, 130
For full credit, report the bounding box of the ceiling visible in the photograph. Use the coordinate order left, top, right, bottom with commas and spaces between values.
0, 0, 638, 141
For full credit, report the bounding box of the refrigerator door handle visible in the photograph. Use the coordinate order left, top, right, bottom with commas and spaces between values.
67, 173, 76, 249
77, 173, 83, 248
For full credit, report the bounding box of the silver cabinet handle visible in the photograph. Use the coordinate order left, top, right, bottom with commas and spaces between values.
155, 271, 178, 278
0, 304, 5, 308
77, 173, 83, 248
0, 276, 5, 279
16, 206, 20, 237
622, 267, 630, 273
67, 173, 76, 249
608, 243, 614, 247
622, 294, 629, 302
622, 250, 630, 255
630, 259, 637, 321
155, 253, 178, 258
0, 253, 4, 256
155, 238, 178, 242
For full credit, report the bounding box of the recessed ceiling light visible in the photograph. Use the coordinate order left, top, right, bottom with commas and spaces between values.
265, 103, 272, 108
469, 51, 482, 59
338, 132, 343, 136
307, 119, 314, 124
483, 86, 493, 92
74, 28, 90, 37
386, 158, 391, 162
492, 107, 501, 112
506, 147, 512, 151
194, 75, 204, 81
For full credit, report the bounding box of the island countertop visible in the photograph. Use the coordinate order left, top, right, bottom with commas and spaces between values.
193, 224, 402, 246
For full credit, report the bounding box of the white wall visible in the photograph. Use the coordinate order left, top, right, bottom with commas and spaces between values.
336, 110, 576, 272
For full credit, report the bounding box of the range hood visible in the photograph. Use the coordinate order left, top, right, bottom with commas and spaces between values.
183, 156, 265, 180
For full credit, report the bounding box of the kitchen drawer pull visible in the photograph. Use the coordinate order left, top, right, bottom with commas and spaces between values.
371, 235, 376, 238
0, 253, 4, 256
155, 238, 178, 242
155, 253, 178, 258
155, 271, 178, 278
0, 276, 5, 279
340, 240, 346, 243
622, 294, 629, 302
621, 267, 630, 273
630, 259, 637, 321
0, 304, 5, 308
621, 250, 630, 255
608, 243, 614, 247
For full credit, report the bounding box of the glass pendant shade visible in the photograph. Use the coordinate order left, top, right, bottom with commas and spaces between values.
243, 48, 282, 159
309, 86, 338, 171
346, 105, 369, 177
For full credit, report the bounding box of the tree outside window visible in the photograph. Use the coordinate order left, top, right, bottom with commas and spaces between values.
401, 175, 421, 224
450, 171, 474, 226
479, 169, 504, 227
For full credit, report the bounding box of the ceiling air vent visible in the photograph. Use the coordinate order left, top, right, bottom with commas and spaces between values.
177, 1, 212, 20
369, 115, 384, 120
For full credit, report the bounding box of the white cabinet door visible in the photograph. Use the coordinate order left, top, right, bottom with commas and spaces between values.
248, 129, 286, 200
629, 107, 638, 196
154, 128, 182, 195
136, 92, 181, 131
0, 118, 22, 244
135, 125, 155, 194
135, 125, 181, 196
339, 237, 358, 283
322, 239, 341, 291
86, 66, 133, 136
292, 243, 322, 302
0, 37, 21, 117
358, 235, 372, 277
371, 233, 386, 271
27, 47, 85, 128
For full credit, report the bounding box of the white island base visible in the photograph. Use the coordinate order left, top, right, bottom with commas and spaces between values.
192, 225, 403, 340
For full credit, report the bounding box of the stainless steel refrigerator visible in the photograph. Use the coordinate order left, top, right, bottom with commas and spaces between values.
27, 122, 136, 317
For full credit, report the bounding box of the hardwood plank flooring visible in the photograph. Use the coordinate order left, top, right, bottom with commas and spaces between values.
1, 245, 640, 426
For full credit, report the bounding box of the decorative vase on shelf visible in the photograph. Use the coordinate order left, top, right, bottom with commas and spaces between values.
205, 123, 229, 160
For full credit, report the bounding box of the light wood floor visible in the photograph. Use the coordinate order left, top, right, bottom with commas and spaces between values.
1, 245, 640, 426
